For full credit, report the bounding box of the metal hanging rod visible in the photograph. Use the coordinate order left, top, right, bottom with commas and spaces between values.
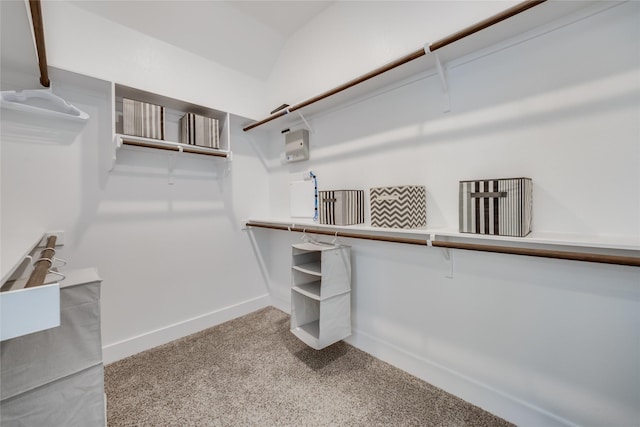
245, 221, 640, 268
28, 0, 50, 88
242, 0, 546, 132
24, 235, 57, 288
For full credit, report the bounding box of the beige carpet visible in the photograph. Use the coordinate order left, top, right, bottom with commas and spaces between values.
105, 307, 513, 426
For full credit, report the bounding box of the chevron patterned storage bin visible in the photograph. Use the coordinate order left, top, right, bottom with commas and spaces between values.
459, 177, 532, 237
370, 186, 426, 228
319, 190, 364, 226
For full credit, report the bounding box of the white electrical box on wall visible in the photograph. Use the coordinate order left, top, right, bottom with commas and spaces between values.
285, 129, 309, 162
290, 180, 315, 218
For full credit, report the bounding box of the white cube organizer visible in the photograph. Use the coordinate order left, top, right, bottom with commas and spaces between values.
290, 242, 351, 350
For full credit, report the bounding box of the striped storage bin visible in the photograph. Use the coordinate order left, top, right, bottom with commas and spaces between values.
122, 98, 165, 140
180, 113, 219, 148
370, 186, 426, 228
319, 190, 364, 226
459, 177, 532, 237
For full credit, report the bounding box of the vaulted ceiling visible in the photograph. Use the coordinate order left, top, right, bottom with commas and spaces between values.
68, 1, 335, 81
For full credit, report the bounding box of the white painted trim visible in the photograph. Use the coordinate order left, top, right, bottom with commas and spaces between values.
102, 294, 270, 364
269, 293, 290, 314
345, 328, 579, 427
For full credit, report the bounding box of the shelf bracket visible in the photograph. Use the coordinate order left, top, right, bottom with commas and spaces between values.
168, 145, 183, 185
110, 135, 122, 171
295, 110, 314, 134
428, 234, 453, 279
443, 248, 454, 279
424, 44, 451, 113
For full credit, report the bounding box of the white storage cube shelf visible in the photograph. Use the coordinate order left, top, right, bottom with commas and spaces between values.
290, 242, 351, 350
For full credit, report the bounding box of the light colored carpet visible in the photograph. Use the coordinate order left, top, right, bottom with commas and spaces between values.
104, 307, 513, 426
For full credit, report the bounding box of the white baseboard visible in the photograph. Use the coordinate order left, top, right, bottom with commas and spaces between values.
102, 294, 270, 364
345, 329, 577, 427
269, 293, 290, 314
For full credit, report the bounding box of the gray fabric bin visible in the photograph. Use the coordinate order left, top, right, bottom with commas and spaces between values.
1, 280, 102, 400
0, 364, 105, 427
0, 269, 104, 427
319, 190, 364, 226
370, 185, 426, 229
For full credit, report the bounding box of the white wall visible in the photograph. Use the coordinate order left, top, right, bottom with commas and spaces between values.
256, 2, 640, 426
2, 66, 268, 362
1, 1, 273, 363
266, 1, 518, 110
40, 1, 268, 121
1, 68, 271, 364
2, 1, 638, 426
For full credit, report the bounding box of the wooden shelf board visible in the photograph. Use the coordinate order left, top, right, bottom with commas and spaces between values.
249, 218, 640, 254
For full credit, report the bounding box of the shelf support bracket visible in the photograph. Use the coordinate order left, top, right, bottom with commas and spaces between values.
443, 248, 454, 279
428, 234, 453, 279
110, 135, 122, 171
424, 44, 451, 113
168, 145, 183, 185
295, 110, 314, 134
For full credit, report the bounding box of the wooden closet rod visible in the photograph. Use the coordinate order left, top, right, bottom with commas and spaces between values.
28, 0, 50, 88
429, 0, 545, 52
245, 222, 640, 268
121, 140, 229, 158
25, 235, 57, 288
243, 0, 546, 132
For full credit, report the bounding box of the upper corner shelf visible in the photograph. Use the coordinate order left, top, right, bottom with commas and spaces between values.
242, 0, 610, 133
1, 89, 89, 122
112, 83, 232, 161
1, 88, 90, 143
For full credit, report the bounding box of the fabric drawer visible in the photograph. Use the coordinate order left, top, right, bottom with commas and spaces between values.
459, 177, 532, 237
319, 190, 365, 226
370, 185, 426, 229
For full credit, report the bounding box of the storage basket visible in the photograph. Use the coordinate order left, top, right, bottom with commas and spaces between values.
370, 185, 426, 228
319, 190, 364, 226
459, 177, 532, 237
180, 112, 219, 148
122, 98, 165, 140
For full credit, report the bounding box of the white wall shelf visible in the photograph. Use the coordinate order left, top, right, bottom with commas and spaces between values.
290, 241, 351, 350
242, 1, 613, 133
114, 134, 230, 158
247, 218, 640, 267
111, 83, 232, 167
